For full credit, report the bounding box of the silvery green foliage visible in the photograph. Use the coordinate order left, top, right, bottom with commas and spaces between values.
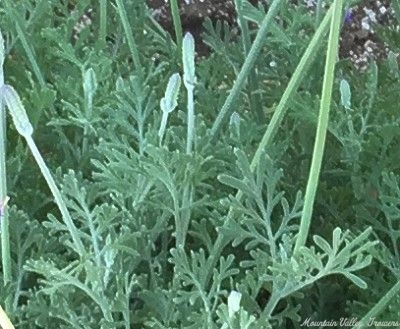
24, 170, 145, 328
218, 149, 302, 251
375, 171, 400, 267
2, 1, 394, 327
217, 150, 377, 326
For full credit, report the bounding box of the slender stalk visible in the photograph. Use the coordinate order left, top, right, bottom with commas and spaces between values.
233, 0, 252, 61
250, 5, 333, 172
25, 137, 85, 256
3, 0, 45, 88
0, 85, 85, 257
234, 0, 263, 120
186, 87, 195, 154
2, 84, 85, 257
294, 0, 344, 254
115, 0, 143, 79
176, 33, 196, 247
315, 0, 324, 28
183, 33, 196, 155
352, 280, 400, 329
99, 0, 107, 47
0, 30, 12, 315
176, 186, 192, 248
169, 0, 183, 60
210, 0, 284, 139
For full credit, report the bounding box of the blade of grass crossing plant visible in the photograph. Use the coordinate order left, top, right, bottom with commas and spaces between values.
203, 4, 335, 290
0, 30, 12, 314
0, 85, 85, 256
115, 0, 143, 80
3, 0, 45, 87
210, 0, 284, 139
294, 0, 344, 255
183, 33, 196, 155
352, 280, 400, 329
250, 4, 334, 172
99, 0, 107, 48
315, 0, 324, 27
234, 0, 263, 120
169, 0, 183, 60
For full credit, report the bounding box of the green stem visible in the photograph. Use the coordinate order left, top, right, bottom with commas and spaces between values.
250, 4, 333, 172
3, 0, 45, 88
234, 0, 263, 121
352, 280, 400, 329
315, 0, 324, 28
294, 0, 344, 254
24, 136, 85, 256
0, 31, 12, 315
99, 0, 107, 47
169, 0, 183, 60
186, 86, 195, 155
115, 0, 143, 79
259, 291, 281, 323
210, 0, 284, 139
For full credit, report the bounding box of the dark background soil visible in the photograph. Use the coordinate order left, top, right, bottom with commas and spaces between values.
146, 0, 398, 69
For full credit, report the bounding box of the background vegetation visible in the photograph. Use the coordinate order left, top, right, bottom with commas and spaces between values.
0, 0, 400, 328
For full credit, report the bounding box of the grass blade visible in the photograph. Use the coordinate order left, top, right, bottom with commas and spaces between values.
210, 0, 284, 139
294, 0, 344, 254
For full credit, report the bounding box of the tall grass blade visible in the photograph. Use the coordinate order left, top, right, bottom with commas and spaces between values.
294, 0, 344, 254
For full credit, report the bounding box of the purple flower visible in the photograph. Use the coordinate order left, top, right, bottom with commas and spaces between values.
344, 9, 354, 24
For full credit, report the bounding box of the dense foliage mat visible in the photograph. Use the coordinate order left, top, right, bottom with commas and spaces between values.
0, 0, 400, 328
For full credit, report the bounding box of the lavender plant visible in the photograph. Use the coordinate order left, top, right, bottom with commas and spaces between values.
0, 0, 399, 327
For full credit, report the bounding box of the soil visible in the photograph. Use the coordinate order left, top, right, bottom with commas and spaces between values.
147, 0, 399, 70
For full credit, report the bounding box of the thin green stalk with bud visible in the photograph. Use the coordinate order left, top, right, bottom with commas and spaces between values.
0, 32, 85, 256
0, 84, 85, 256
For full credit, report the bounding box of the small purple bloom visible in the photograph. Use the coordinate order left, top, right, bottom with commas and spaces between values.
344, 9, 354, 24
